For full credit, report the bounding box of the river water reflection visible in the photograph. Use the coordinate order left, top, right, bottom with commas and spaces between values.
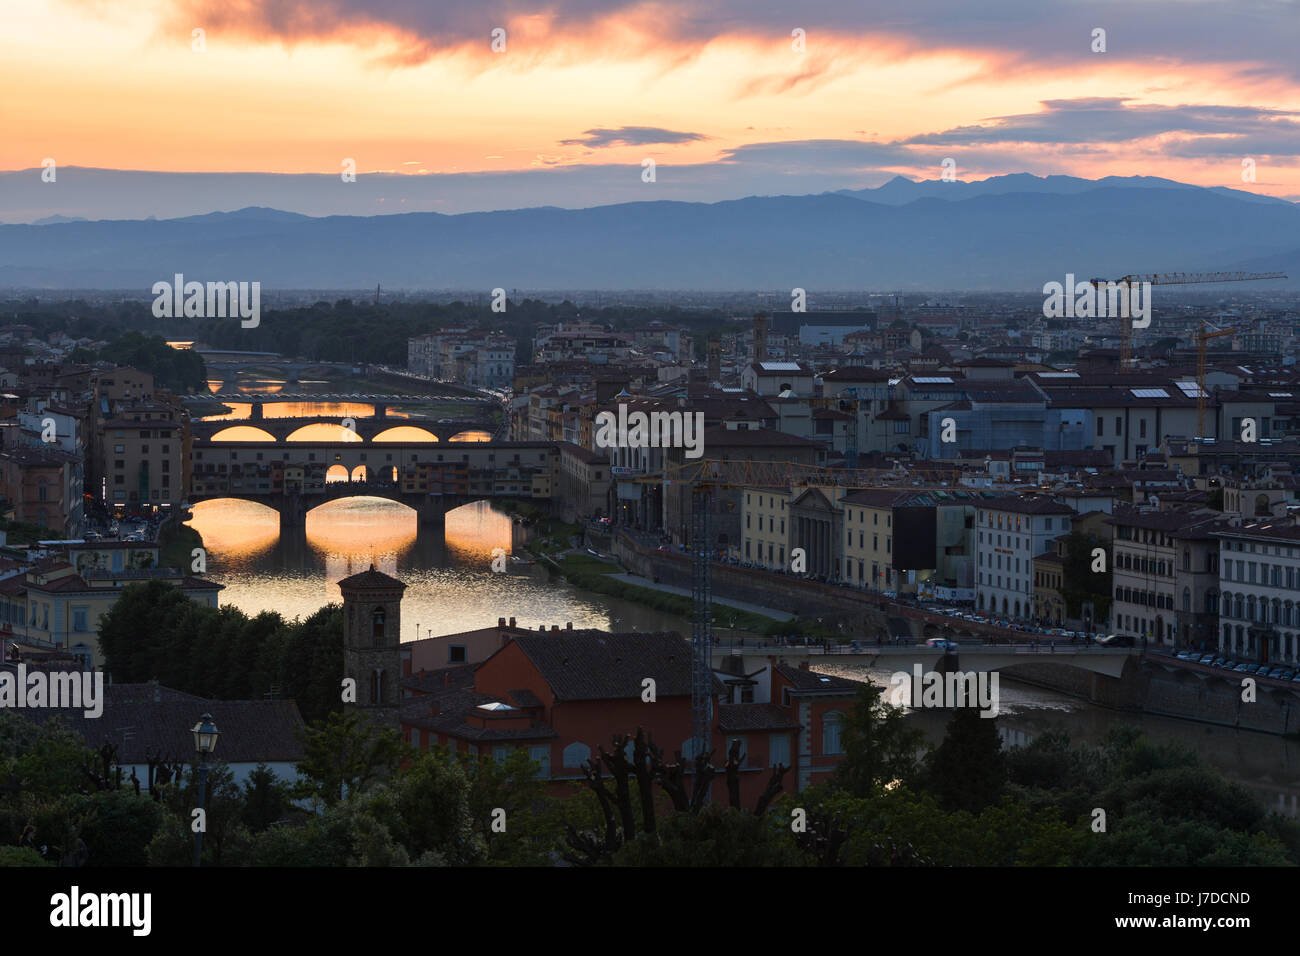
185, 497, 690, 644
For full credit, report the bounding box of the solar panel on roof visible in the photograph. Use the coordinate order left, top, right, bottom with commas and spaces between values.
1130, 387, 1170, 399
1175, 382, 1207, 398
913, 377, 955, 384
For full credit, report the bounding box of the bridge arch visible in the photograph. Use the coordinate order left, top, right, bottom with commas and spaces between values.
325, 464, 351, 483
211, 425, 276, 442
287, 422, 364, 442
373, 425, 438, 442
448, 429, 492, 443
350, 464, 368, 482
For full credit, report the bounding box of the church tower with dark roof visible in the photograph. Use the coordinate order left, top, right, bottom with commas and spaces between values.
338, 564, 406, 736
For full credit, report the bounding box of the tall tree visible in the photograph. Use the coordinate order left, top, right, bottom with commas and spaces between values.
923, 706, 1005, 814
833, 683, 924, 797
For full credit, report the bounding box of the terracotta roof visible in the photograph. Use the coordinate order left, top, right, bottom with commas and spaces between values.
19, 682, 305, 764
774, 664, 865, 694
718, 703, 801, 732
510, 630, 701, 701
977, 495, 1074, 516
337, 564, 406, 591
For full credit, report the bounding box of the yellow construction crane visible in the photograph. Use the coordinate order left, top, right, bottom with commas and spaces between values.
1195, 320, 1236, 437
1086, 271, 1286, 372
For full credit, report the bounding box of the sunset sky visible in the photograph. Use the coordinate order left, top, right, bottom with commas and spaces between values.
3, 0, 1299, 220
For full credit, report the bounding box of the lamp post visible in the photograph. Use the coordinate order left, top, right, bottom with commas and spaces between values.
191, 713, 219, 868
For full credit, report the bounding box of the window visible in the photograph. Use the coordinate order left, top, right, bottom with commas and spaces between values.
492, 746, 508, 765
529, 744, 551, 778
449, 645, 467, 663
769, 733, 791, 768
726, 735, 748, 767
822, 712, 845, 755
562, 742, 591, 769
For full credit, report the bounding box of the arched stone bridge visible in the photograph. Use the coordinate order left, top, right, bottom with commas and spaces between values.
189, 483, 485, 533
192, 417, 496, 443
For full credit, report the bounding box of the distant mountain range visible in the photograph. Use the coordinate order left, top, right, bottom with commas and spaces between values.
1, 174, 1296, 291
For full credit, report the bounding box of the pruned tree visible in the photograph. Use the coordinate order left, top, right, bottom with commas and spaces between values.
562, 726, 789, 865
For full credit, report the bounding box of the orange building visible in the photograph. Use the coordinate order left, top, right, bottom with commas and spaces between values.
400, 628, 863, 803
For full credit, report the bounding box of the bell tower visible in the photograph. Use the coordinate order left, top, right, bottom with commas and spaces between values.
338, 564, 406, 736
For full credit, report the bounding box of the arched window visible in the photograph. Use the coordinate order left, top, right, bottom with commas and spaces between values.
1183, 588, 1191, 613
562, 742, 591, 769
369, 668, 381, 703
822, 711, 845, 755
372, 607, 385, 644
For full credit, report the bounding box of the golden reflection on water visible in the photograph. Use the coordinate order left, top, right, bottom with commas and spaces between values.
186, 499, 281, 560
185, 497, 686, 641
372, 425, 438, 442
210, 425, 277, 442
285, 422, 365, 442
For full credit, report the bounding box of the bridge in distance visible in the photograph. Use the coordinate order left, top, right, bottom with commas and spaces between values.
188, 437, 555, 533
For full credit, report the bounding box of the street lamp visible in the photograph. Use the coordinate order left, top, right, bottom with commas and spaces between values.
191, 713, 219, 868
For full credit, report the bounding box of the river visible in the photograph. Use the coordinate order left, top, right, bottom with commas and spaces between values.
185, 496, 690, 642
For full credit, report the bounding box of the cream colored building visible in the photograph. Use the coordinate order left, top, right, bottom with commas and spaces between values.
741, 486, 790, 570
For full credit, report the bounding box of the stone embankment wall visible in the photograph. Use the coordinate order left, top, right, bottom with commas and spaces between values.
612, 534, 893, 632
996, 658, 1300, 734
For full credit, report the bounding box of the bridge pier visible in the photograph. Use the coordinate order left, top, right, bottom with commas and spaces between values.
278, 494, 307, 536
415, 498, 446, 530
250, 403, 264, 421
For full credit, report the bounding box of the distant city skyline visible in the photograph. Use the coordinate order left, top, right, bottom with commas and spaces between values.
3, 0, 1300, 222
